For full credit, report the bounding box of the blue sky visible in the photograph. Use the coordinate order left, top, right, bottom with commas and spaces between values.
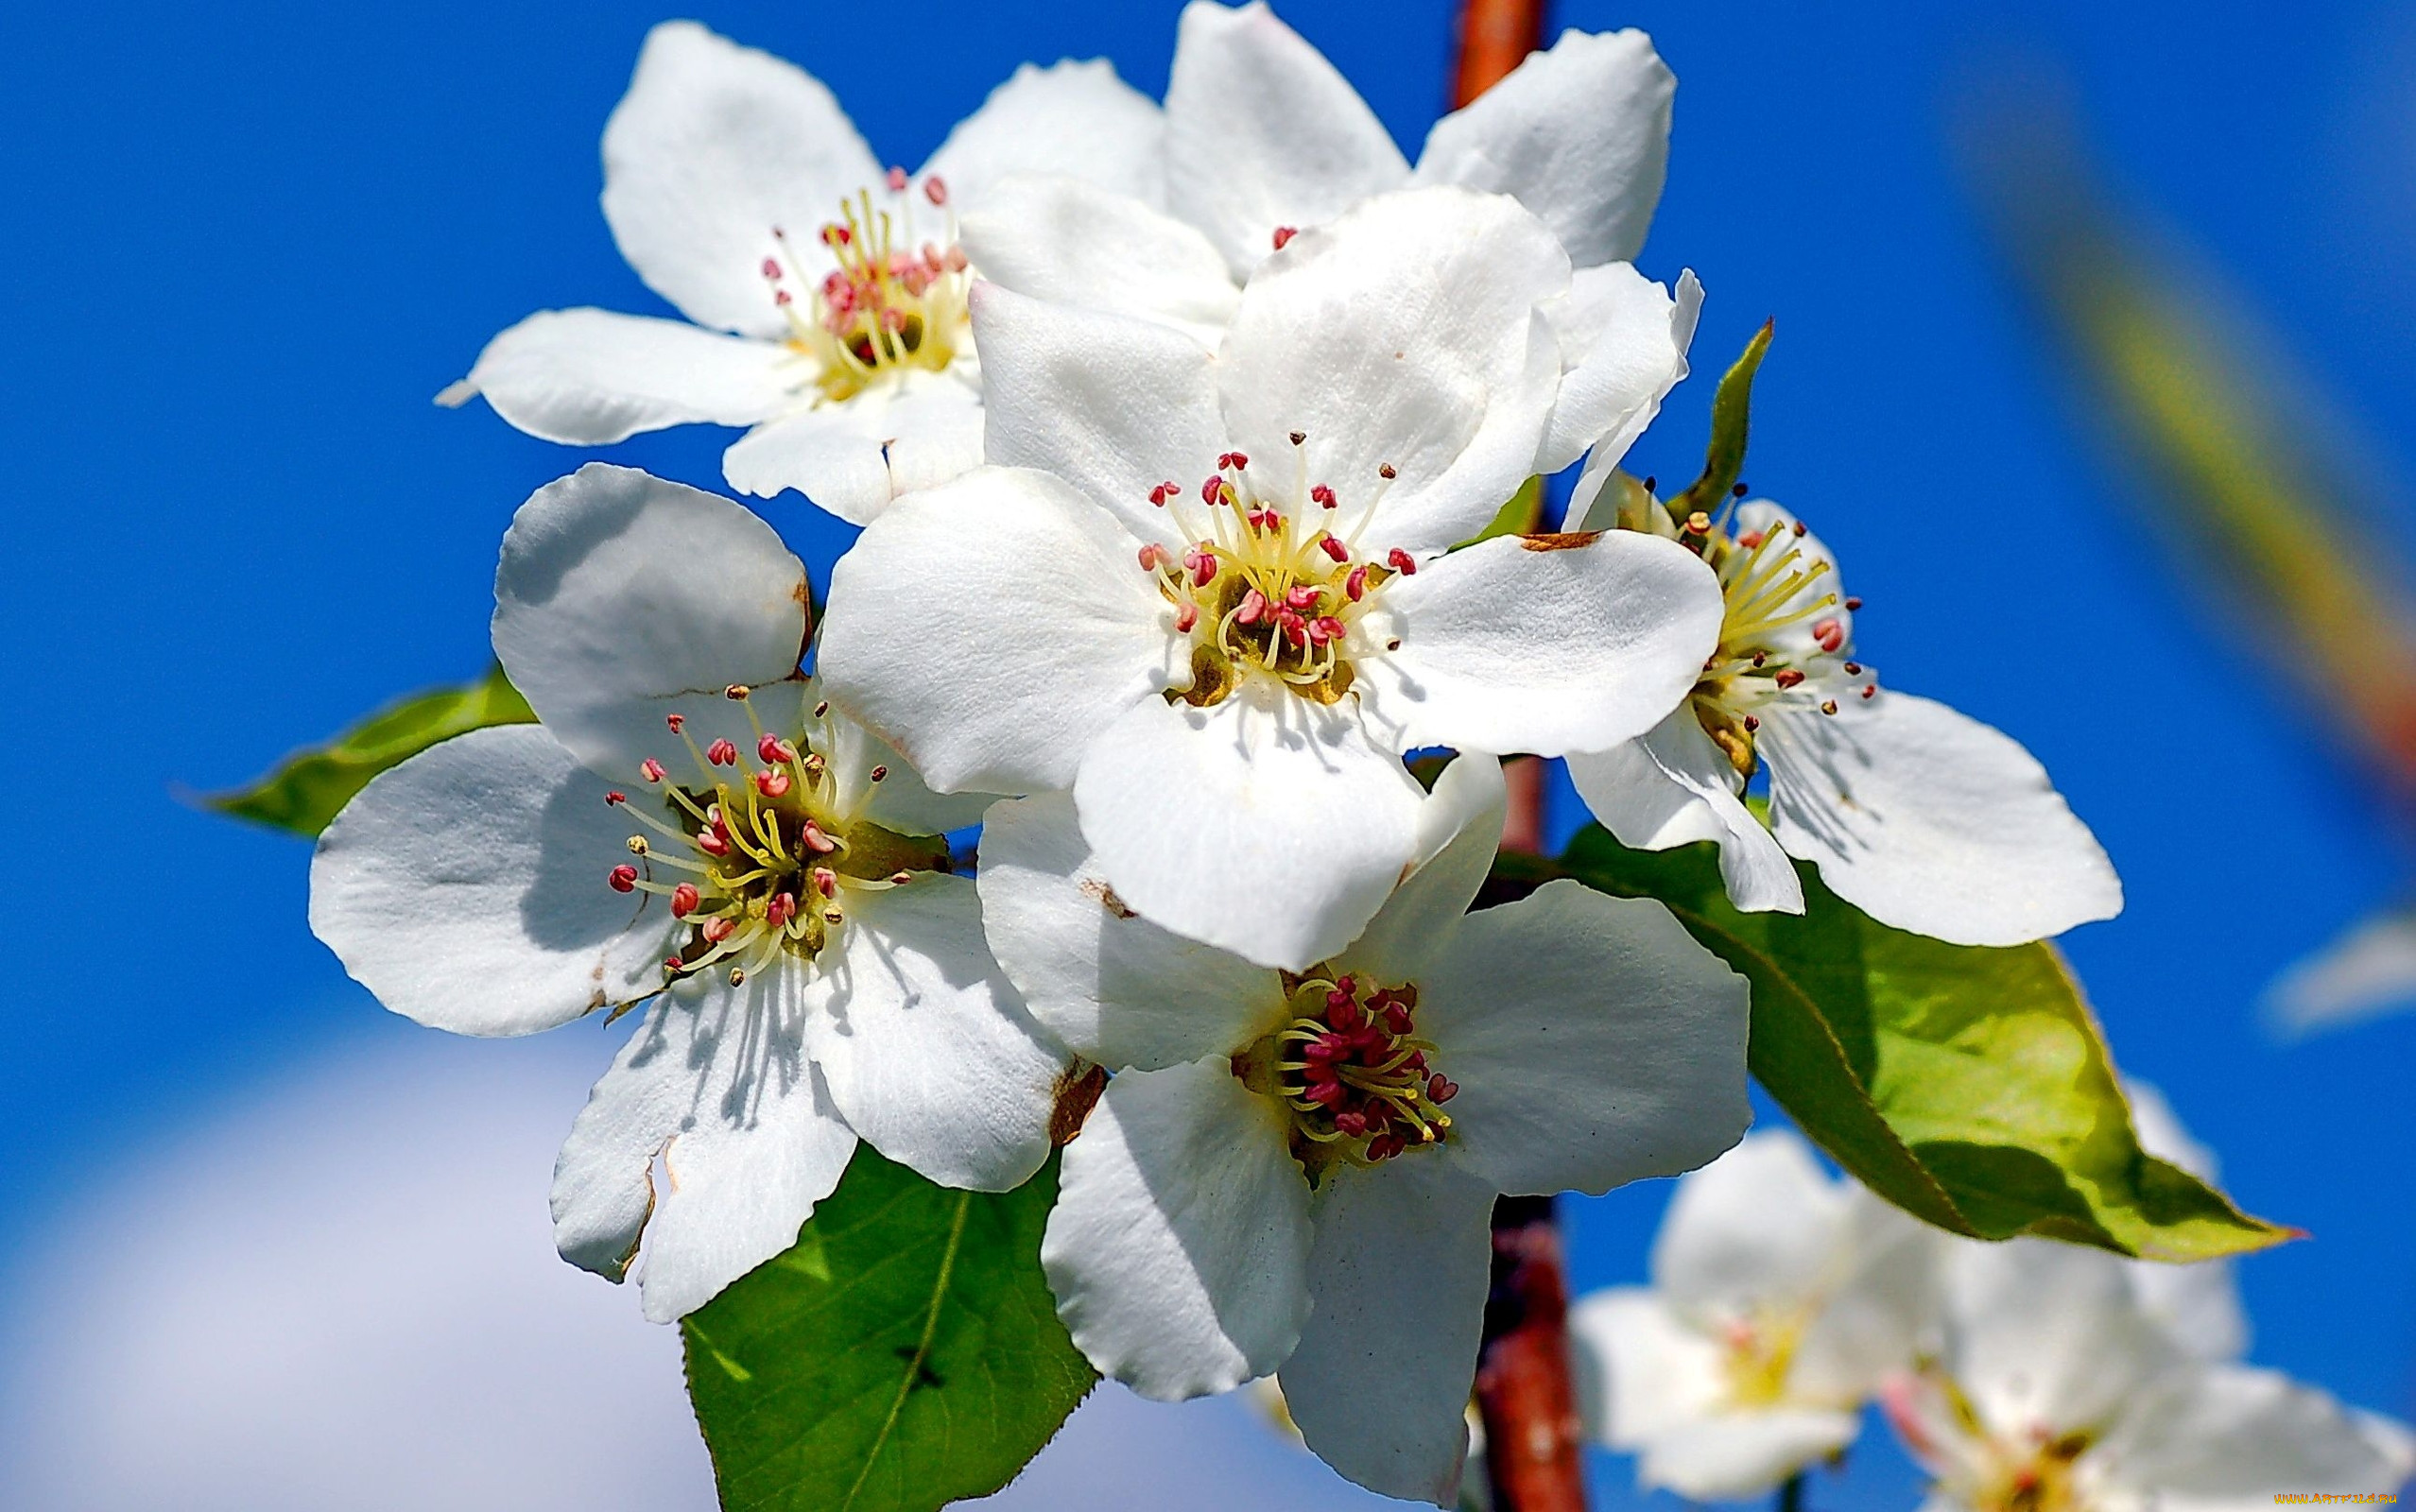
4, 1, 2412, 1506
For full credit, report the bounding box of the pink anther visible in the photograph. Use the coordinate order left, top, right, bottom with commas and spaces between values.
923, 176, 948, 206
758, 734, 796, 765
705, 738, 738, 765
1773, 669, 1806, 690
1345, 565, 1370, 601
755, 767, 791, 798
1813, 618, 1845, 653
608, 865, 639, 893
1270, 226, 1297, 250
1310, 484, 1337, 509
640, 758, 666, 782
670, 883, 700, 918
1387, 548, 1417, 576
1318, 534, 1349, 562
1235, 588, 1268, 626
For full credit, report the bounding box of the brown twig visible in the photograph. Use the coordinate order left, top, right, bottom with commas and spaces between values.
1451, 0, 1547, 108
1476, 1195, 1588, 1512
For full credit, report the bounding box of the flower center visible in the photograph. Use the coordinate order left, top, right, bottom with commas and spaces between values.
604, 684, 948, 989
1139, 440, 1411, 709
1976, 1427, 2092, 1512
1679, 507, 1874, 780
1716, 1304, 1810, 1407
1232, 970, 1458, 1180
761, 169, 970, 404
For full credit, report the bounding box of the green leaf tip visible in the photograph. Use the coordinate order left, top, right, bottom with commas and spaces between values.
683, 1147, 1096, 1512
1531, 825, 2292, 1263
199, 663, 536, 838
1674, 318, 1775, 519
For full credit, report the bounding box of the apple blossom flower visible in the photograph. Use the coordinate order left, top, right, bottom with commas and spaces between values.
958, 0, 1700, 475
975, 755, 1752, 1504
1564, 489, 2121, 946
309, 463, 1064, 1321
1569, 1129, 1942, 1502
820, 185, 1725, 971
1884, 1238, 2414, 1512
436, 21, 1165, 524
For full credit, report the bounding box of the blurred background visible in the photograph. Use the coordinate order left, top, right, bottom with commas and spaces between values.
3, 1, 2411, 1506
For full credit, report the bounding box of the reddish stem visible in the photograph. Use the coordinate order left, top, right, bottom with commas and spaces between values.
1476, 1194, 1588, 1512
1451, 0, 1547, 108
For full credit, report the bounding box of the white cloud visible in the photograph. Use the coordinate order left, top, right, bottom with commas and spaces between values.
0, 1022, 1399, 1512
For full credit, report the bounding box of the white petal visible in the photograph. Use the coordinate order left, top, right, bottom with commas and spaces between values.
959, 175, 1240, 347
1565, 713, 1805, 915
2264, 904, 2416, 1035
1280, 1160, 1496, 1505
1417, 880, 1750, 1195
600, 21, 878, 337
722, 374, 984, 524
1413, 28, 1673, 268
1636, 1409, 1861, 1502
803, 875, 1064, 1193
1535, 263, 1700, 473
2099, 1365, 2416, 1500
1162, 0, 1409, 277
310, 725, 675, 1037
550, 977, 857, 1321
970, 280, 1225, 546
1336, 753, 1506, 986
1650, 1130, 1847, 1316
446, 308, 795, 444
1354, 529, 1723, 757
1786, 1190, 1944, 1401
813, 697, 991, 837
870, 376, 988, 503
819, 466, 1179, 795
921, 60, 1166, 211
1943, 1238, 2175, 1435
1073, 684, 1426, 972
1762, 689, 2122, 946
976, 793, 1287, 1070
1217, 187, 1566, 558
492, 464, 809, 777
1568, 1289, 1725, 1447
1042, 1060, 1313, 1398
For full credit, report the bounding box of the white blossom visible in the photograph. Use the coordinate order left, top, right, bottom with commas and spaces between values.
976, 755, 1751, 1504
437, 22, 1164, 524
1570, 1130, 1941, 1501
960, 0, 1700, 476
820, 185, 1725, 970
1565, 489, 2121, 946
1885, 1238, 2414, 1512
309, 464, 1065, 1320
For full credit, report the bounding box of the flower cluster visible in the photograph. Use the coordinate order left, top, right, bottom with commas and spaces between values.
1573, 1103, 2416, 1509
304, 6, 2166, 1507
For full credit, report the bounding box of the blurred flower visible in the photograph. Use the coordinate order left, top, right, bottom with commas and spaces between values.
1565, 490, 2121, 946
439, 21, 1164, 524
974, 755, 1750, 1505
962, 0, 1700, 475
1569, 1129, 1941, 1502
1885, 1238, 2415, 1511
821, 186, 1722, 970
309, 464, 1063, 1320
2122, 1081, 2249, 1363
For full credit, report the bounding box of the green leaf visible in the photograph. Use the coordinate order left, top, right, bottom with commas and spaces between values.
203, 663, 536, 836
1524, 826, 2293, 1261
1672, 318, 1773, 518
1455, 475, 1545, 549
683, 1147, 1096, 1512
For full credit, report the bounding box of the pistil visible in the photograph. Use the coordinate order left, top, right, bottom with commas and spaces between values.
1140, 440, 1402, 708
1234, 971, 1458, 1178
760, 172, 971, 404
601, 686, 947, 989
